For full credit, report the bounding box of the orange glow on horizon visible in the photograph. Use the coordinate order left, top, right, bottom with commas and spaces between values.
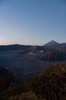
0, 39, 9, 45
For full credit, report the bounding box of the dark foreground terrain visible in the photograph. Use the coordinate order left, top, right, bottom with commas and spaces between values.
0, 64, 66, 100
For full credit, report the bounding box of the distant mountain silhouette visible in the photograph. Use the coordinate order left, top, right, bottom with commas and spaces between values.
44, 40, 59, 46
61, 43, 66, 46
0, 44, 31, 51
0, 41, 66, 52
44, 40, 66, 47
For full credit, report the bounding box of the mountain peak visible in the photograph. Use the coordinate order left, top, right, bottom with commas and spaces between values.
50, 40, 57, 42
44, 40, 59, 46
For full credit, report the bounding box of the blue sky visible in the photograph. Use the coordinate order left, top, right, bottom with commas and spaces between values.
0, 0, 66, 45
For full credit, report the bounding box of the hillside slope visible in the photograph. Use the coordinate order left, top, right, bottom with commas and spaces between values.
0, 66, 13, 91
31, 64, 66, 100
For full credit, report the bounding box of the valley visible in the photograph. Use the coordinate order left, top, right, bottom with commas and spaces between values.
0, 42, 66, 82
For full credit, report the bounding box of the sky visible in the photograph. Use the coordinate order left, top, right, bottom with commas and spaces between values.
0, 0, 66, 45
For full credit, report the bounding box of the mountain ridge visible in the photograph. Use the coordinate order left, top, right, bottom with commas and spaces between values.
44, 40, 66, 46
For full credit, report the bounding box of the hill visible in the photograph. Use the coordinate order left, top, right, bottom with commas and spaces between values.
0, 66, 13, 91
31, 64, 66, 100
38, 51, 66, 61
1, 64, 66, 100
38, 46, 66, 61
0, 44, 31, 51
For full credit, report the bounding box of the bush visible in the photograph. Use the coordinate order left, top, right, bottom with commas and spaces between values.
31, 64, 66, 100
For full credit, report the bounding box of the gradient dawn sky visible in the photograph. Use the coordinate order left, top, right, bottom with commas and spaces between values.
0, 0, 66, 45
